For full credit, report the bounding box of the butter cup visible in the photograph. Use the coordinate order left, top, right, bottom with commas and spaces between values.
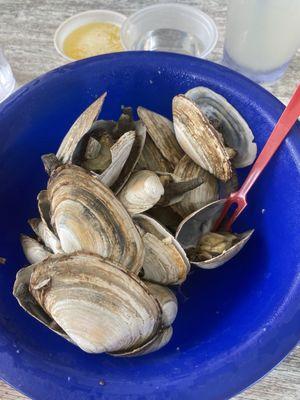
54, 10, 127, 61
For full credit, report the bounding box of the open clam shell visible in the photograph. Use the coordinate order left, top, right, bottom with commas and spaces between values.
48, 165, 144, 273
147, 206, 182, 234
97, 130, 136, 187
186, 86, 257, 168
172, 155, 219, 218
175, 199, 254, 269
118, 170, 164, 215
173, 95, 232, 181
29, 253, 162, 354
134, 214, 190, 285
158, 171, 204, 207
28, 218, 62, 254
57, 93, 107, 164
111, 121, 147, 194
137, 106, 184, 168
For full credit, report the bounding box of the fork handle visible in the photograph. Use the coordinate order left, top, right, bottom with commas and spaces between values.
238, 84, 300, 198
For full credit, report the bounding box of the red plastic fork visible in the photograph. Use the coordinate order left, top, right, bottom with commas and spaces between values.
214, 84, 300, 232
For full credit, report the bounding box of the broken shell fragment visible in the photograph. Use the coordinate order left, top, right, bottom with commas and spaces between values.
175, 199, 254, 269
134, 214, 190, 285
173, 95, 232, 181
118, 170, 164, 215
185, 86, 257, 168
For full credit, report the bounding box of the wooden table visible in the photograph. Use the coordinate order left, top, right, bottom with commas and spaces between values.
0, 1, 299, 399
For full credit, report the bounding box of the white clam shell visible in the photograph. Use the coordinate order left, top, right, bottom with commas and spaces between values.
48, 165, 144, 273
29, 253, 162, 354
144, 281, 178, 327
186, 86, 257, 168
118, 170, 164, 215
20, 234, 51, 264
172, 155, 219, 218
13, 263, 70, 341
137, 106, 184, 167
112, 326, 173, 357
173, 95, 232, 181
28, 218, 62, 254
134, 214, 190, 285
57, 93, 106, 164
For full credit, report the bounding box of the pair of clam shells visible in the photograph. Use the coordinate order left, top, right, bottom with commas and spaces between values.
14, 252, 177, 356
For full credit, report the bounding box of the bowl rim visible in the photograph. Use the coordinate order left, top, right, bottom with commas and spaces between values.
0, 51, 299, 400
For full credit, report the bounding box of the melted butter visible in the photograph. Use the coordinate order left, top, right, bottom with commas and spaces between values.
63, 22, 123, 60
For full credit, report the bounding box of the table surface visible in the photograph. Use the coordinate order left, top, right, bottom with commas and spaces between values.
0, 0, 299, 399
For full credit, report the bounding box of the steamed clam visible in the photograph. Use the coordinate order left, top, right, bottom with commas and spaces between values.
173, 95, 232, 181
14, 87, 257, 357
175, 199, 254, 269
185, 86, 257, 168
134, 214, 190, 285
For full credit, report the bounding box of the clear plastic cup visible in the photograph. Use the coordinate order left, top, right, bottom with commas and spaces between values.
120, 3, 218, 58
0, 49, 15, 102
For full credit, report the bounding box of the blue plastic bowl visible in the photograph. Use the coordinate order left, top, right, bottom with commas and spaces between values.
0, 52, 299, 400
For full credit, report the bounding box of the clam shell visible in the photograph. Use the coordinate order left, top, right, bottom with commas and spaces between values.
137, 107, 184, 167
112, 121, 147, 194
13, 263, 70, 340
20, 234, 51, 264
57, 93, 106, 163
28, 218, 62, 254
175, 199, 254, 269
118, 170, 164, 215
37, 190, 52, 231
29, 253, 162, 354
98, 130, 136, 187
137, 135, 172, 173
134, 214, 190, 285
173, 95, 232, 181
144, 281, 178, 327
171, 155, 219, 217
158, 171, 204, 207
186, 87, 257, 168
112, 326, 173, 357
48, 165, 144, 273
